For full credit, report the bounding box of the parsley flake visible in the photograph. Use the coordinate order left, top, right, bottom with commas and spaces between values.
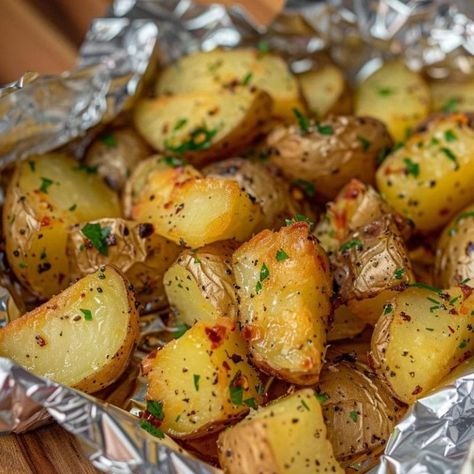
161, 156, 186, 168
193, 374, 200, 391
229, 372, 244, 406
340, 239, 363, 253
459, 340, 468, 349
173, 118, 188, 131
383, 303, 393, 315
444, 130, 457, 142
394, 268, 405, 279
39, 177, 54, 193
403, 158, 419, 178
300, 400, 310, 411
276, 249, 289, 262
28, 160, 36, 172
378, 87, 394, 96
68, 203, 77, 212
80, 308, 93, 321
81, 223, 112, 256
409, 282, 443, 295
243, 398, 257, 409
146, 400, 164, 420
99, 133, 117, 147
349, 410, 359, 422
172, 323, 189, 339
260, 263, 270, 282
442, 97, 459, 113
316, 123, 333, 135
293, 108, 310, 134
292, 179, 316, 197
285, 214, 315, 227
255, 280, 263, 294
257, 40, 269, 53
242, 72, 253, 86
314, 391, 329, 403
440, 147, 459, 170
165, 125, 217, 154
357, 135, 371, 151
75, 163, 98, 174
139, 419, 165, 439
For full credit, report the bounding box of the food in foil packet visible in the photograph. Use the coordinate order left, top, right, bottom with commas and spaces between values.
2, 0, 474, 473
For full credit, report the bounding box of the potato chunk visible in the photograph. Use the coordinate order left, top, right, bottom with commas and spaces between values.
233, 222, 332, 385
144, 318, 262, 438
0, 266, 139, 393
3, 153, 121, 299
217, 389, 344, 474
430, 79, 474, 113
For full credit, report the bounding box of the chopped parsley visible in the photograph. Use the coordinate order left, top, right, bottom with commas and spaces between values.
383, 303, 393, 315
300, 400, 310, 411
257, 40, 269, 54
340, 239, 363, 253
357, 135, 371, 151
408, 282, 443, 295
314, 391, 329, 403
39, 177, 54, 193
243, 398, 257, 409
394, 268, 405, 279
255, 280, 263, 294
442, 97, 459, 113
377, 147, 390, 165
285, 214, 314, 227
165, 125, 217, 154
293, 108, 310, 134
28, 160, 36, 172
276, 249, 289, 262
316, 123, 333, 135
146, 400, 164, 420
80, 308, 93, 321
99, 133, 117, 147
139, 419, 164, 439
172, 323, 189, 339
173, 118, 188, 131
19, 261, 28, 269
378, 87, 394, 96
229, 373, 244, 406
455, 211, 474, 225
440, 147, 459, 170
403, 158, 419, 178
349, 410, 359, 422
241, 72, 253, 86
68, 203, 77, 212
39, 249, 47, 260
81, 223, 112, 256
425, 327, 434, 332
260, 263, 269, 282
444, 130, 457, 142
193, 374, 200, 391
459, 340, 468, 349
161, 156, 186, 168
292, 179, 316, 197
75, 163, 98, 174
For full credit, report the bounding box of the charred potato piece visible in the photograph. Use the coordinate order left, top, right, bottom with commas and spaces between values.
267, 116, 392, 200
355, 61, 431, 141
154, 48, 304, 120
370, 285, 474, 404
67, 219, 180, 311
144, 318, 262, 439
334, 215, 414, 325
434, 204, 474, 288
134, 88, 272, 166
376, 113, 474, 232
164, 241, 239, 326
0, 266, 139, 393
316, 360, 405, 466
328, 305, 367, 342
84, 128, 150, 191
3, 153, 121, 299
298, 64, 352, 118
217, 389, 344, 474
233, 222, 332, 385
430, 80, 474, 113
203, 158, 303, 231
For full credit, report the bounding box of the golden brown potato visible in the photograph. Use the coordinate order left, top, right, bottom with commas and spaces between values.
355, 60, 431, 141
134, 87, 272, 166
376, 113, 474, 232
369, 285, 474, 404
298, 64, 352, 118
233, 222, 332, 385
144, 318, 263, 439
217, 389, 344, 474
84, 128, 150, 191
154, 48, 304, 120
203, 157, 304, 231
0, 266, 139, 393
267, 115, 393, 200
164, 241, 239, 327
409, 239, 436, 286
67, 218, 180, 311
334, 215, 415, 325
2, 153, 121, 299
316, 360, 405, 466
430, 80, 474, 113
327, 305, 367, 342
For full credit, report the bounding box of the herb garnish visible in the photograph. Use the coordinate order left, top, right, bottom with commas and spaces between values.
285, 214, 315, 227
243, 398, 257, 409
408, 282, 443, 295
161, 156, 187, 168
357, 135, 371, 151
81, 223, 112, 256
292, 179, 316, 197
340, 239, 363, 253
139, 419, 165, 438
99, 133, 117, 147
316, 123, 333, 135
257, 40, 269, 54
147, 400, 164, 420
403, 158, 419, 178
442, 97, 459, 113
276, 249, 289, 262
80, 308, 93, 321
173, 118, 188, 131
440, 147, 459, 170
314, 391, 329, 403
242, 72, 253, 86
39, 177, 54, 193
349, 410, 359, 422
165, 125, 217, 154
28, 161, 36, 172
193, 374, 200, 391
378, 87, 394, 96
383, 303, 393, 315
394, 268, 405, 279
444, 130, 457, 142
293, 108, 310, 134
172, 323, 189, 339
75, 163, 98, 174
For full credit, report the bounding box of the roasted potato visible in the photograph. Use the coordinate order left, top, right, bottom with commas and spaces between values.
134, 87, 272, 166
154, 48, 304, 120
267, 115, 392, 200
203, 157, 304, 231
67, 218, 180, 311
0, 265, 139, 393
164, 241, 239, 327
409, 239, 436, 286
430, 79, 474, 113
369, 285, 474, 404
316, 359, 405, 466
326, 340, 371, 366
84, 128, 150, 191
298, 64, 352, 118
355, 61, 431, 141
434, 204, 474, 288
376, 113, 474, 232
328, 305, 367, 342
144, 318, 263, 439
233, 222, 332, 385
217, 389, 344, 474
2, 153, 121, 299
334, 215, 415, 325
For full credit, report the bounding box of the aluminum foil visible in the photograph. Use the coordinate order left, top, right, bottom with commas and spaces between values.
1, 0, 474, 473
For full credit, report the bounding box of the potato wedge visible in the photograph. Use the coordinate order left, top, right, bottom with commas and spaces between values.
0, 265, 139, 393
134, 87, 272, 166
84, 128, 150, 191
435, 204, 474, 288
334, 215, 415, 325
203, 157, 304, 231
267, 116, 392, 200
430, 80, 474, 113
154, 48, 303, 120
376, 113, 474, 232
298, 64, 352, 118
233, 222, 332, 385
164, 241, 238, 326
369, 285, 474, 403
217, 389, 344, 474
67, 218, 180, 311
328, 305, 367, 342
2, 153, 121, 299
355, 61, 431, 141
316, 360, 404, 466
144, 318, 263, 438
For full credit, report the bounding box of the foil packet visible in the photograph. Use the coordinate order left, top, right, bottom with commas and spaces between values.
1, 0, 474, 473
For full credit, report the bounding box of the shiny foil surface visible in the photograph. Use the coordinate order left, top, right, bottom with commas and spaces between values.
1, 1, 474, 473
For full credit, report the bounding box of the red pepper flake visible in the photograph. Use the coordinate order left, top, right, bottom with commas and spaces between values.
40, 216, 52, 227
222, 360, 231, 371
205, 325, 227, 349
460, 284, 473, 300
411, 385, 423, 396
343, 182, 361, 199
35, 335, 46, 347
241, 325, 262, 342
448, 325, 455, 334
400, 311, 411, 322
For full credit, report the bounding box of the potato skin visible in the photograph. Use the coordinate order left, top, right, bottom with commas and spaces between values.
434, 204, 474, 288
3, 153, 121, 299
217, 389, 344, 474
233, 222, 332, 385
0, 265, 139, 393
145, 318, 262, 439
328, 305, 366, 342
203, 157, 304, 231
376, 113, 474, 232
369, 286, 474, 404
267, 115, 393, 200
84, 128, 150, 191
67, 218, 180, 311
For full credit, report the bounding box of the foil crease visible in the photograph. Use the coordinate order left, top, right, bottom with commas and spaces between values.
0, 1, 474, 474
